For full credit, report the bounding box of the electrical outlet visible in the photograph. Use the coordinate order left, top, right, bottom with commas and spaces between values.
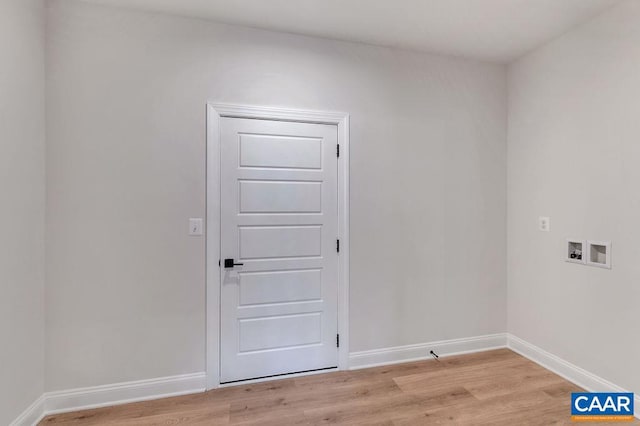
539, 216, 550, 232
189, 218, 203, 236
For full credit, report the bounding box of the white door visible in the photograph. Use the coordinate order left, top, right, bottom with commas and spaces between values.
219, 117, 339, 383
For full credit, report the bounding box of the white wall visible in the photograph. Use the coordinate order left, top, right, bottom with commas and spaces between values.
508, 0, 640, 398
46, 0, 507, 391
0, 0, 46, 423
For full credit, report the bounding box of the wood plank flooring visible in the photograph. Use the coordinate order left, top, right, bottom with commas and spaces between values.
40, 349, 638, 425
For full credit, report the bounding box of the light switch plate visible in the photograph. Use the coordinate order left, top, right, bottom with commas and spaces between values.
539, 216, 550, 232
189, 218, 203, 236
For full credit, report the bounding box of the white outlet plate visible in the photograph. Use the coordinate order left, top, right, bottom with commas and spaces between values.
189, 218, 203, 236
539, 216, 550, 232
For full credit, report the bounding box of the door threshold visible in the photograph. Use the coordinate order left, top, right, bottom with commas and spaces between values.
219, 366, 338, 387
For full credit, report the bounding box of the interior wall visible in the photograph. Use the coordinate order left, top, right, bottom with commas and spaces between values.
46, 0, 507, 391
508, 0, 639, 397
0, 0, 46, 423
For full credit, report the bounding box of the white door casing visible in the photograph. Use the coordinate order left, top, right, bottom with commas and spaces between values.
206, 104, 349, 388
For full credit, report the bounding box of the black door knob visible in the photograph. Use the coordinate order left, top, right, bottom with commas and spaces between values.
224, 258, 244, 268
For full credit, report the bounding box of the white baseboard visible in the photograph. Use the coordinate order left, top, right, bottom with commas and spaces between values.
12, 335, 639, 423
10, 372, 206, 425
348, 333, 508, 370
45, 372, 206, 415
9, 395, 45, 426
508, 334, 639, 419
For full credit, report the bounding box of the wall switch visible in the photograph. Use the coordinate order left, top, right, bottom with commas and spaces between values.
189, 218, 203, 236
538, 216, 550, 232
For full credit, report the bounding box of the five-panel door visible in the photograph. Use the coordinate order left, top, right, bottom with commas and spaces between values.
219, 117, 339, 383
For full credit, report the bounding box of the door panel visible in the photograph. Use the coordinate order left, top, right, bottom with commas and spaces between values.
238, 269, 322, 306
239, 134, 322, 169
220, 117, 338, 383
239, 181, 322, 213
239, 225, 322, 259
238, 313, 322, 352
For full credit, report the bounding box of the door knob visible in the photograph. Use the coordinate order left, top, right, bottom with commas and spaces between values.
224, 258, 244, 268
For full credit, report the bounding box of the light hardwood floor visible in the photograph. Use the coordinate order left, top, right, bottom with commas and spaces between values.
40, 349, 638, 425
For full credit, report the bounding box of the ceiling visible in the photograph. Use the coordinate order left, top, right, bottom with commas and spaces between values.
78, 0, 621, 63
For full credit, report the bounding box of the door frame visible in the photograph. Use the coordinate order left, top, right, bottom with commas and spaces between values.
205, 103, 350, 389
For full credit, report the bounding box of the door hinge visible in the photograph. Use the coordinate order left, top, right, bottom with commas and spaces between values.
218, 259, 220, 267
337, 144, 340, 158
336, 239, 340, 253
337, 334, 340, 348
